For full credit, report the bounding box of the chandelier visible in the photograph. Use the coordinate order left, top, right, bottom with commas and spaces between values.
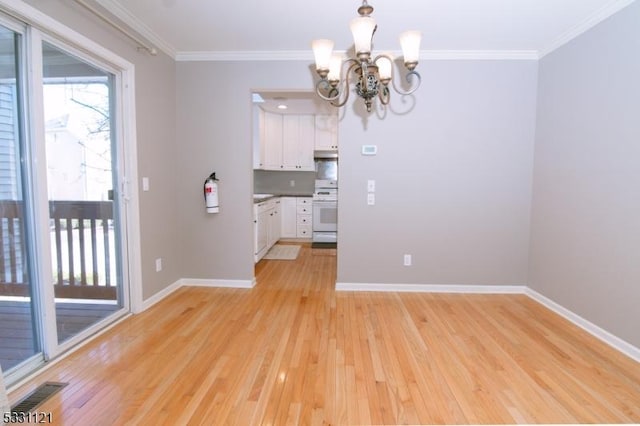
311, 1, 422, 113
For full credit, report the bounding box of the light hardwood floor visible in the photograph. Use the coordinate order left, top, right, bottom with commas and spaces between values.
8, 244, 640, 425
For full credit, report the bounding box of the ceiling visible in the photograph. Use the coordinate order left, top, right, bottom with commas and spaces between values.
94, 0, 632, 59
90, 0, 633, 114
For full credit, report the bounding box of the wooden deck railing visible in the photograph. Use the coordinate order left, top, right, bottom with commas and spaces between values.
0, 200, 117, 300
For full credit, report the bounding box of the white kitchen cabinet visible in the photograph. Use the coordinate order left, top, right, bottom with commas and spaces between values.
268, 198, 281, 248
296, 197, 313, 238
254, 197, 281, 262
280, 197, 297, 238
282, 114, 315, 170
254, 203, 271, 261
262, 112, 284, 170
279, 196, 313, 239
314, 114, 338, 151
258, 113, 315, 171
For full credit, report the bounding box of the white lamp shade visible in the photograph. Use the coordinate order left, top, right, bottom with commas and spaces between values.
312, 39, 334, 71
376, 55, 393, 81
350, 16, 376, 54
328, 54, 343, 81
399, 30, 422, 64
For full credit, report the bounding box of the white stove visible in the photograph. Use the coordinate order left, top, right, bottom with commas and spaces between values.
312, 180, 338, 244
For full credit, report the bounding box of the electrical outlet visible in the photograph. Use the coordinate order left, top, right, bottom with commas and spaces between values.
367, 179, 375, 192
155, 258, 162, 272
142, 177, 150, 191
403, 254, 412, 266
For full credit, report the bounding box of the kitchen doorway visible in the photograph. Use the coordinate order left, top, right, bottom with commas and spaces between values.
250, 91, 338, 275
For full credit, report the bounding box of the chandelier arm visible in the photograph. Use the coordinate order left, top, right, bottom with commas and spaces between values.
328, 60, 360, 108
378, 85, 390, 106
315, 79, 341, 102
391, 70, 422, 96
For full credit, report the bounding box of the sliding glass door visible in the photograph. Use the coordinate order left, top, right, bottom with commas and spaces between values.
0, 11, 132, 384
42, 42, 124, 344
0, 22, 40, 373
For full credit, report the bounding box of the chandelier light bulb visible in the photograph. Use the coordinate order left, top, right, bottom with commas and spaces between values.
399, 30, 422, 67
311, 39, 334, 72
376, 55, 392, 82
350, 16, 376, 58
328, 54, 343, 82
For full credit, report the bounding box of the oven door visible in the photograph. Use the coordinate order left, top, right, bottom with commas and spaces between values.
312, 200, 337, 232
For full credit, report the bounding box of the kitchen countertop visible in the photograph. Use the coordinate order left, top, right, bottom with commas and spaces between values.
253, 193, 313, 203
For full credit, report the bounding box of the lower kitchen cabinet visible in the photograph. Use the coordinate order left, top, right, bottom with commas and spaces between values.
296, 197, 312, 237
254, 197, 281, 262
280, 196, 313, 239
280, 197, 298, 238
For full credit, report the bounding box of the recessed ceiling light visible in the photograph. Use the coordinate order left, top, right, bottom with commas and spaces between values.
277, 104, 288, 110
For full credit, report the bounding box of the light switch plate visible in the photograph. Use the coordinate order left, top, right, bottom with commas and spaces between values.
367, 179, 375, 192
367, 193, 375, 205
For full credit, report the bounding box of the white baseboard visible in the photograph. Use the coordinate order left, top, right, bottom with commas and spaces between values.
139, 279, 182, 312
335, 282, 526, 294
138, 279, 640, 362
525, 288, 640, 363
138, 278, 255, 313
181, 278, 256, 289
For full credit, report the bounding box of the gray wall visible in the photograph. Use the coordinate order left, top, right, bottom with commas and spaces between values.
529, 2, 640, 347
21, 0, 181, 300
176, 59, 538, 287
175, 61, 316, 281
338, 60, 538, 285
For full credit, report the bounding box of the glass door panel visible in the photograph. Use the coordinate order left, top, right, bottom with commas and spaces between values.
0, 25, 40, 372
41, 42, 123, 344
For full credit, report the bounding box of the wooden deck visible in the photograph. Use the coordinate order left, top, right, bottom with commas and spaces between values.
0, 300, 119, 372
7, 244, 640, 424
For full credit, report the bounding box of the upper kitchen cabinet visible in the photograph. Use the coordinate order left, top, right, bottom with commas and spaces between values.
262, 111, 284, 170
256, 111, 315, 171
283, 115, 315, 170
314, 114, 338, 151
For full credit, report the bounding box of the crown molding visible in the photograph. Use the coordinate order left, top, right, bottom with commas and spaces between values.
94, 0, 176, 58
175, 50, 315, 62
93, 0, 636, 62
175, 49, 539, 62
538, 0, 636, 58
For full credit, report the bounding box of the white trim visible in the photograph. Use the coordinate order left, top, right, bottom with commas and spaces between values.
181, 278, 256, 289
538, 0, 637, 58
525, 288, 640, 363
120, 66, 144, 315
138, 278, 256, 312
93, 0, 176, 58
139, 279, 182, 312
420, 50, 538, 61
335, 282, 640, 362
26, 27, 58, 361
175, 49, 539, 62
335, 282, 526, 293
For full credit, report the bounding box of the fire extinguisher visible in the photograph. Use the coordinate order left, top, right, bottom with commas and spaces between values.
204, 172, 219, 213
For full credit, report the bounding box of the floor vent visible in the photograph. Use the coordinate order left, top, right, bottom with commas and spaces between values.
10, 382, 68, 413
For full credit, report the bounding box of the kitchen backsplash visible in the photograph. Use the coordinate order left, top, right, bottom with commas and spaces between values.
253, 170, 315, 195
